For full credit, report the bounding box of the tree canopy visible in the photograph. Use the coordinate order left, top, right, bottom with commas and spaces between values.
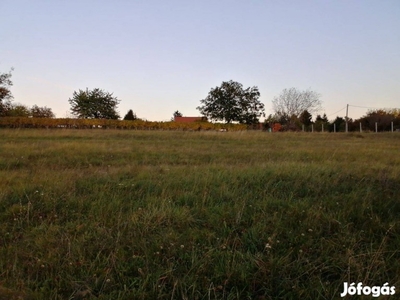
197, 80, 265, 124
68, 88, 120, 119
173, 110, 183, 118
4, 103, 30, 117
0, 68, 14, 116
123, 109, 137, 121
31, 105, 55, 118
358, 109, 400, 131
299, 110, 313, 126
272, 88, 322, 122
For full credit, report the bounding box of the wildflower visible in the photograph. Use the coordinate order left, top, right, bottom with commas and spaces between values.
180, 245, 184, 249
308, 229, 313, 232
265, 243, 272, 249
106, 279, 110, 283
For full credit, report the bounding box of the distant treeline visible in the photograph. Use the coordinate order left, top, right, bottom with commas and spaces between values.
264, 109, 400, 132
0, 117, 248, 131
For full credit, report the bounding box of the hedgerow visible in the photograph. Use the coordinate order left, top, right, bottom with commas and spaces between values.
0, 117, 247, 131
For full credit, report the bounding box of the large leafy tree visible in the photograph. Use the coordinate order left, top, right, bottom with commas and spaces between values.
197, 80, 265, 124
0, 68, 14, 116
68, 88, 120, 119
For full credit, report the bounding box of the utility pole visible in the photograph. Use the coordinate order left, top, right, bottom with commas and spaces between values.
345, 104, 349, 133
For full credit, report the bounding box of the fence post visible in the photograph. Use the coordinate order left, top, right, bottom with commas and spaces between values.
360, 122, 362, 133
302, 124, 304, 132
312, 124, 314, 133
392, 121, 394, 132
375, 122, 378, 133
334, 123, 336, 133
322, 124, 324, 132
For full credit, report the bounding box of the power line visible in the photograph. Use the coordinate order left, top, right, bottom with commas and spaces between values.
348, 104, 381, 109
349, 104, 400, 110
327, 104, 399, 119
326, 106, 347, 118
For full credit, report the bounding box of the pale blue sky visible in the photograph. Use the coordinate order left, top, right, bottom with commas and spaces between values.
1, 0, 399, 121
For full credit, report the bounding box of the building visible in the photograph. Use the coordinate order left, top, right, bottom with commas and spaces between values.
174, 116, 207, 122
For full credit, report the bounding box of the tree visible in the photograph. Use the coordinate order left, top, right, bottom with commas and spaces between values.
314, 113, 329, 131
329, 116, 346, 132
197, 80, 265, 124
358, 109, 399, 131
68, 88, 120, 119
123, 109, 137, 120
31, 105, 55, 118
272, 88, 322, 123
0, 68, 14, 116
4, 103, 30, 117
316, 113, 328, 122
173, 110, 183, 118
299, 110, 313, 126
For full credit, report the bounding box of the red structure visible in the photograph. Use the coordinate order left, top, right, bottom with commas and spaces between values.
272, 123, 282, 132
174, 116, 207, 122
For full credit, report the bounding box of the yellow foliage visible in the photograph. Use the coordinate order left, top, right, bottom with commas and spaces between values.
0, 117, 248, 131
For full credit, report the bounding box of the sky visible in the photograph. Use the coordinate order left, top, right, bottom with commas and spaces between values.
1, 0, 399, 121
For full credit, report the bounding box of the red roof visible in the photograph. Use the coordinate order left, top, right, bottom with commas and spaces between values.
174, 116, 206, 123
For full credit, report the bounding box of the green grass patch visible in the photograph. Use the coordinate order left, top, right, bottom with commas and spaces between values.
0, 129, 399, 299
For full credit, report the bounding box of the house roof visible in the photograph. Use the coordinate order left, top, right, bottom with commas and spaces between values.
174, 116, 206, 122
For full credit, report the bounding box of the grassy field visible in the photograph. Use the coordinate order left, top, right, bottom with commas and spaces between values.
0, 129, 399, 299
